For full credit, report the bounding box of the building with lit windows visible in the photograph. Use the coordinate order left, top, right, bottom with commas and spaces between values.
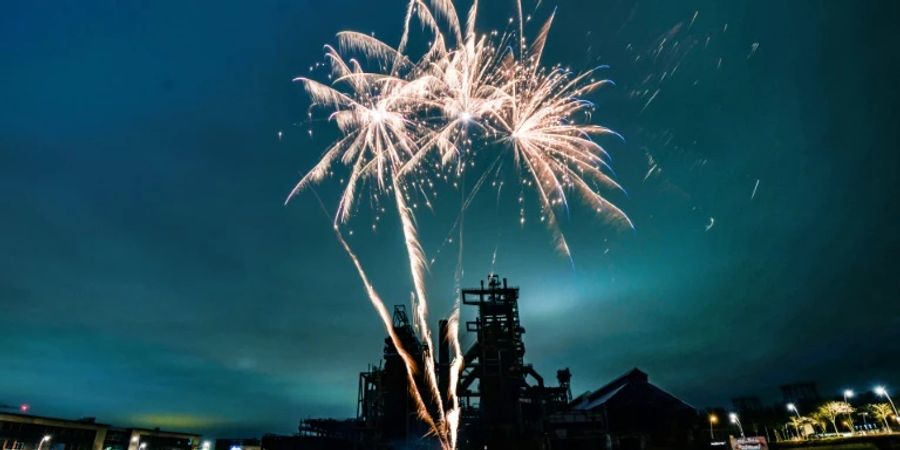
0, 413, 200, 450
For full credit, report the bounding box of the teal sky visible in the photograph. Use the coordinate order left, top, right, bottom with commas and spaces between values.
2, 0, 899, 438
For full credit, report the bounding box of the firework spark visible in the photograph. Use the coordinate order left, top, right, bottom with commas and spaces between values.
286, 1, 632, 448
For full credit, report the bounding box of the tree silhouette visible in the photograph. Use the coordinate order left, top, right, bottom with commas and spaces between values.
869, 403, 893, 432
816, 401, 854, 434
787, 416, 813, 439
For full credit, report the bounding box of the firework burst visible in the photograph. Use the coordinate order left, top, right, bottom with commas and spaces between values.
286, 1, 631, 448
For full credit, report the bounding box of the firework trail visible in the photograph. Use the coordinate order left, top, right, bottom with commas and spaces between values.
309, 191, 439, 432
286, 1, 632, 448
285, 29, 452, 445
393, 175, 447, 428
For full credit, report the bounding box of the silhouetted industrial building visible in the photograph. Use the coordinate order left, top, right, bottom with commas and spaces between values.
356, 306, 437, 448
453, 275, 572, 450
568, 368, 696, 449
297, 275, 698, 450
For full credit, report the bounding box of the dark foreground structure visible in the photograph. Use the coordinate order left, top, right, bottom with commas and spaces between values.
285, 275, 698, 450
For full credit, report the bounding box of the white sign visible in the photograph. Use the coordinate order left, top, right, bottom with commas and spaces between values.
729, 436, 768, 450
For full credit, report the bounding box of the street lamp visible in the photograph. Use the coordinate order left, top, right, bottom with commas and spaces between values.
843, 390, 856, 434
875, 386, 899, 417
37, 435, 51, 450
139, 443, 147, 450
787, 403, 803, 439
844, 390, 855, 403
709, 414, 718, 440
730, 412, 745, 438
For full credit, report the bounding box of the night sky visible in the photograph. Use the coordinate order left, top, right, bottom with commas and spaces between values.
2, 0, 899, 439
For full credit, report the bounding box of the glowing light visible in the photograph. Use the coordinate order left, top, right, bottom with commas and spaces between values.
37, 435, 52, 450
367, 107, 387, 124
787, 403, 796, 411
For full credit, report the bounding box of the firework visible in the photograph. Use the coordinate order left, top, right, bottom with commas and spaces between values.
286, 1, 631, 448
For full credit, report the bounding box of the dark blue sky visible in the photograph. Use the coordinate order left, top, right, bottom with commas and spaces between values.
2, 0, 899, 439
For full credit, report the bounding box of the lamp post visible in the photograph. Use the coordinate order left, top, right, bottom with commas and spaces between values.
843, 390, 856, 433
709, 414, 718, 440
37, 435, 51, 450
844, 390, 854, 403
875, 386, 898, 417
787, 403, 802, 419
730, 412, 745, 438
787, 404, 803, 439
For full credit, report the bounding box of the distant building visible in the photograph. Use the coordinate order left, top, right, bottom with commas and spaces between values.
0, 413, 201, 450
213, 439, 259, 450
779, 382, 820, 406
115, 429, 201, 450
260, 424, 364, 450
257, 435, 301, 450
731, 396, 764, 414
569, 368, 697, 449
0, 413, 109, 450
